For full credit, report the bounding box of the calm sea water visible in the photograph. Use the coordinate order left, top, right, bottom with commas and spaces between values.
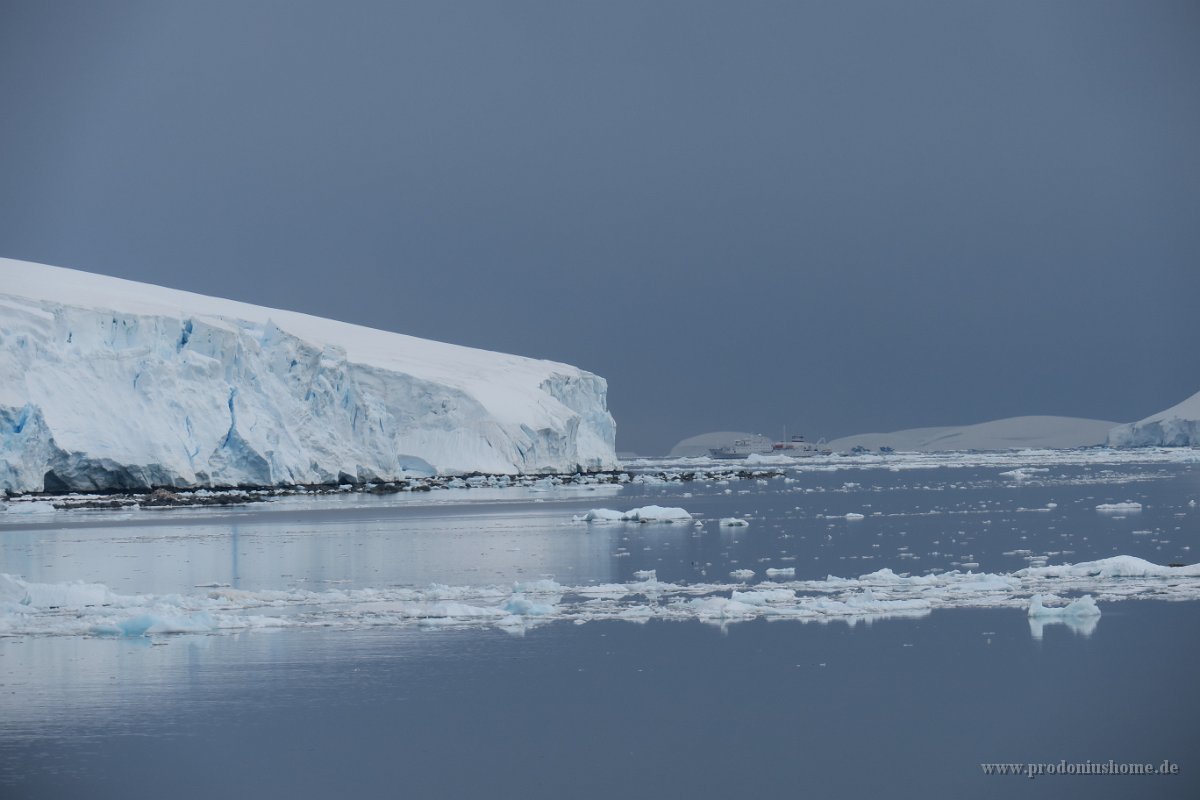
2, 454, 1198, 798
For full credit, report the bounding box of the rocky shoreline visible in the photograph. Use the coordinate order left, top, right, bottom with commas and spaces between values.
1, 466, 789, 513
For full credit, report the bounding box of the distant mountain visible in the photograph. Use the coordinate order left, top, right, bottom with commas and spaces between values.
668, 431, 762, 458
827, 416, 1119, 453
1108, 390, 1200, 446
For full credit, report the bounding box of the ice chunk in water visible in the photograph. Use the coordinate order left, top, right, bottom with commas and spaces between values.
1028, 594, 1101, 618
578, 506, 692, 523
1095, 502, 1142, 513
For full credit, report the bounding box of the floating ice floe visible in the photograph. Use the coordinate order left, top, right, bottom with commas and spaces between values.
999, 467, 1050, 482
3, 554, 1199, 639
1016, 555, 1200, 579
2, 500, 58, 515
744, 453, 803, 465
1028, 594, 1100, 618
1027, 593, 1102, 639
719, 517, 749, 527
844, 513, 865, 520
575, 506, 693, 523
1095, 502, 1142, 513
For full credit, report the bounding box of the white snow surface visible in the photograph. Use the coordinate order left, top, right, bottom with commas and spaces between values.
3, 554, 1197, 638
1108, 388, 1200, 447
0, 257, 616, 491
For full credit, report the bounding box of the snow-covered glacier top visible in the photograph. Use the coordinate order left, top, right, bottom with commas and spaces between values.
1108, 389, 1200, 447
0, 257, 616, 491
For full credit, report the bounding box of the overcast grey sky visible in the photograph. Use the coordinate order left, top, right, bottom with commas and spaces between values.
1, 0, 1197, 454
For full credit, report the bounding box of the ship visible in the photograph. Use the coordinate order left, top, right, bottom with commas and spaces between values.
708, 435, 774, 459
768, 434, 832, 458
709, 433, 831, 459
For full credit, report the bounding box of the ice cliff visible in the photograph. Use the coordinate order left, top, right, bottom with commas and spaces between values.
0, 258, 617, 492
1107, 389, 1200, 447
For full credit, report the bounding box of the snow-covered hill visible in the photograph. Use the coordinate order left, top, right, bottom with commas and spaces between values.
0, 258, 616, 492
668, 431, 762, 458
1107, 390, 1200, 447
827, 415, 1118, 453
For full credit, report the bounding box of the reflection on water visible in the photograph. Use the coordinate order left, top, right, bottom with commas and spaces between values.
0, 488, 626, 594
3, 606, 1199, 800
1028, 613, 1100, 640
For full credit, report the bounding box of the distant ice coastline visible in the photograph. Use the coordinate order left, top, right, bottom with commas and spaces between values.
1108, 388, 1200, 447
673, 395, 1200, 459
826, 415, 1119, 453
627, 445, 1200, 474
671, 416, 1122, 458
6, 446, 1197, 517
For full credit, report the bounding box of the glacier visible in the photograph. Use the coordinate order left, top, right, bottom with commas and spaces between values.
1108, 389, 1200, 447
0, 257, 617, 493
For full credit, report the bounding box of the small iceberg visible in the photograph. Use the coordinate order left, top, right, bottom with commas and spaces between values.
575, 506, 692, 523
1028, 594, 1101, 618
2, 500, 57, 515
1027, 594, 1101, 640
1095, 502, 1142, 513
719, 517, 749, 527
1018, 555, 1200, 579
501, 595, 556, 617
999, 468, 1049, 482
